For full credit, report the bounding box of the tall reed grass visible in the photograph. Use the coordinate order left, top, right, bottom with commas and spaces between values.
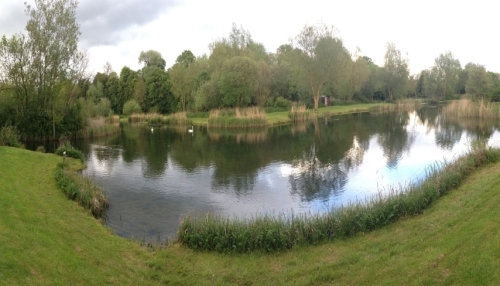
77, 117, 121, 139
177, 146, 500, 253
208, 107, 267, 128
443, 99, 500, 119
289, 104, 311, 122
129, 113, 166, 125
369, 99, 421, 113
165, 111, 192, 126
54, 162, 109, 218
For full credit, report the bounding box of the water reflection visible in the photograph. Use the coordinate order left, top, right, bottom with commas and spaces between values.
73, 105, 500, 239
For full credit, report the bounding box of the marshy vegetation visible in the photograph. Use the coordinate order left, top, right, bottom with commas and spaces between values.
177, 146, 500, 253
77, 116, 121, 139
443, 99, 500, 119
207, 107, 267, 128
164, 111, 191, 126
54, 161, 109, 218
289, 104, 311, 122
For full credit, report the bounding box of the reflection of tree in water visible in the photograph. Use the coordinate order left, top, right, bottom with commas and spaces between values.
211, 171, 257, 195
377, 110, 415, 169
289, 135, 367, 202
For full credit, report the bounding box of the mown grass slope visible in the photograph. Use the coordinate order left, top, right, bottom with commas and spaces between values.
1, 146, 500, 285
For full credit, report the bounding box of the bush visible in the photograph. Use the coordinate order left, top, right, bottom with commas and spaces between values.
123, 99, 142, 116
55, 141, 84, 162
274, 96, 292, 109
36, 146, 46, 153
0, 125, 24, 148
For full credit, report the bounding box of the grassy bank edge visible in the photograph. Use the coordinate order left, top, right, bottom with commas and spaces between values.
177, 146, 500, 253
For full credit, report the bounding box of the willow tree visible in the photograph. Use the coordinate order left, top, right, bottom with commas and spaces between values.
381, 43, 409, 101
0, 0, 87, 138
294, 23, 349, 112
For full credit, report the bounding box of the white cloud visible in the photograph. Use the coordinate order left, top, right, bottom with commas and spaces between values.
1, 0, 499, 76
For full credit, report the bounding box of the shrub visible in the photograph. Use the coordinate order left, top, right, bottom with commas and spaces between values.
55, 141, 84, 162
274, 96, 292, 109
36, 146, 46, 153
123, 99, 142, 116
0, 125, 24, 148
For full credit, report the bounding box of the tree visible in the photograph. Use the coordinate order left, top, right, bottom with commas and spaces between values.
138, 50, 166, 70
176, 50, 195, 67
219, 56, 259, 107
381, 43, 409, 101
294, 23, 349, 112
465, 63, 491, 98
0, 0, 88, 138
434, 51, 461, 98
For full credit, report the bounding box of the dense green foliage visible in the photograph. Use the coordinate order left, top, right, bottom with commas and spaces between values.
55, 141, 85, 162
1, 2, 500, 140
177, 147, 500, 253
0, 125, 24, 148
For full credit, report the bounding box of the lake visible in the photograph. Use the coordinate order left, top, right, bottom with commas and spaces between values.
72, 105, 500, 240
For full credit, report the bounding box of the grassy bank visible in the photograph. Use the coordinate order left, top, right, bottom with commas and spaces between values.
3, 146, 500, 284
177, 147, 500, 253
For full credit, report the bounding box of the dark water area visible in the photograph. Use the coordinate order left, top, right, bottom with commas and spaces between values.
30, 106, 500, 239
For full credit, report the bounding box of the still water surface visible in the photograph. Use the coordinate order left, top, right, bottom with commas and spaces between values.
73, 106, 500, 239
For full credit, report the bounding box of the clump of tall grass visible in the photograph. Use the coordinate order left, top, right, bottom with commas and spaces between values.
177, 146, 500, 253
289, 104, 311, 122
208, 107, 267, 128
165, 111, 191, 126
0, 124, 24, 148
54, 163, 109, 218
369, 99, 421, 113
78, 117, 121, 139
55, 141, 85, 162
129, 113, 166, 125
443, 99, 500, 119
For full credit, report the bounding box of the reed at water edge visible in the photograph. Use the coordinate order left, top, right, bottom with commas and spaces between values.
288, 104, 311, 122
53, 154, 109, 218
165, 111, 192, 126
177, 145, 500, 253
442, 99, 500, 119
129, 113, 167, 125
77, 116, 121, 139
208, 107, 267, 128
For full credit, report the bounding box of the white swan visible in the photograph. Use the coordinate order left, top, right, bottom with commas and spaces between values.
188, 126, 193, 133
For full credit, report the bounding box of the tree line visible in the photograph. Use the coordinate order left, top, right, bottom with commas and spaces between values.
1, 0, 500, 140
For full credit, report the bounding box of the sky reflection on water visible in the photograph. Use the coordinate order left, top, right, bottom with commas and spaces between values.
79, 106, 500, 239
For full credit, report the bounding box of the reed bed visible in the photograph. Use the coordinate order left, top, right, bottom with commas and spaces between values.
129, 113, 166, 125
208, 107, 267, 128
369, 99, 422, 113
177, 146, 500, 253
289, 104, 311, 122
54, 162, 109, 218
443, 99, 500, 119
77, 117, 121, 139
165, 111, 192, 126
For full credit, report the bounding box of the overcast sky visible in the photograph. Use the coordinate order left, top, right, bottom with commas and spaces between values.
1, 0, 498, 76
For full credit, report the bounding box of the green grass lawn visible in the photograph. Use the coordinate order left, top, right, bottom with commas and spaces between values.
2, 146, 500, 285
